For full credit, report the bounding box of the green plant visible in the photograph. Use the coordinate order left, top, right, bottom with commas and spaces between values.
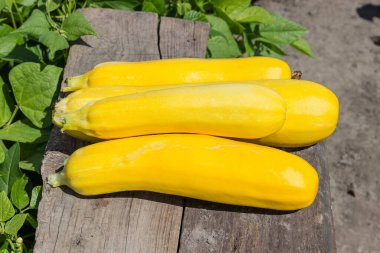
0, 0, 314, 251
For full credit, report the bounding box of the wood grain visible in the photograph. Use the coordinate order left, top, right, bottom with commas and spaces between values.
35, 9, 208, 253
178, 142, 336, 253
35, 8, 335, 253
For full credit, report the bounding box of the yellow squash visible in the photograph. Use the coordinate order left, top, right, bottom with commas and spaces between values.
63, 57, 291, 92
54, 83, 286, 140
255, 80, 339, 147
55, 80, 339, 147
48, 134, 319, 210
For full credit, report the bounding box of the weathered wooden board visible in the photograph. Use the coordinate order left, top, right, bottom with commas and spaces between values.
178, 143, 336, 253
35, 9, 208, 253
35, 8, 335, 253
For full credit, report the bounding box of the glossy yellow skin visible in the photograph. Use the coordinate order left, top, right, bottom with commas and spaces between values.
54, 84, 286, 139
55, 80, 339, 147
255, 80, 339, 147
48, 134, 319, 210
63, 57, 291, 92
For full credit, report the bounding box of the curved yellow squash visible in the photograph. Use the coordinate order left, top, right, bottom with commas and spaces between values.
63, 57, 291, 92
54, 83, 286, 139
48, 134, 319, 210
55, 80, 339, 147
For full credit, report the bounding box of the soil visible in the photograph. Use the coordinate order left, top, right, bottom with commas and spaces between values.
258, 0, 380, 252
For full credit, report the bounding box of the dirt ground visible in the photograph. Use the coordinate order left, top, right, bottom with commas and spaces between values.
258, 0, 380, 252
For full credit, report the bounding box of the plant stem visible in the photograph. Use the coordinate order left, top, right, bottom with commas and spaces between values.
22, 233, 35, 239
12, 0, 24, 24
6, 106, 19, 127
9, 8, 17, 29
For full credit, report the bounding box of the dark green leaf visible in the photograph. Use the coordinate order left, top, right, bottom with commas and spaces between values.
0, 191, 15, 222
90, 0, 140, 10
206, 15, 241, 58
4, 45, 40, 62
258, 15, 307, 44
11, 176, 29, 210
0, 119, 50, 143
62, 12, 97, 41
4, 213, 27, 235
228, 6, 272, 24
214, 7, 245, 34
0, 77, 14, 127
291, 38, 315, 57
9, 63, 62, 128
29, 185, 41, 209
26, 213, 37, 228
39, 31, 69, 57
0, 143, 22, 194
17, 9, 51, 38
243, 32, 254, 56
19, 143, 46, 172
142, 0, 167, 16
259, 41, 286, 58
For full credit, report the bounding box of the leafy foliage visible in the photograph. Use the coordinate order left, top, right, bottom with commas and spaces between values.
0, 0, 314, 251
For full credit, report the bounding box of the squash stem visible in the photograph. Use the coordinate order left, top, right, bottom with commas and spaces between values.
63, 73, 89, 92
48, 172, 67, 187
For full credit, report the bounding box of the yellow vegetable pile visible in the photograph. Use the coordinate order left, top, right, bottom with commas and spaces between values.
48, 57, 339, 211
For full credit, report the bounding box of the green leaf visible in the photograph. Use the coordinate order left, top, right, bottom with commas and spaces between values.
183, 11, 207, 22
37, 0, 61, 11
0, 119, 50, 143
0, 143, 22, 194
19, 143, 46, 172
62, 12, 97, 41
0, 191, 15, 222
142, 0, 167, 16
0, 0, 5, 11
210, 0, 250, 9
206, 15, 241, 58
0, 77, 14, 127
29, 185, 41, 209
17, 9, 51, 38
26, 213, 37, 228
90, 0, 140, 10
5, 45, 40, 63
176, 2, 191, 16
16, 0, 36, 6
39, 31, 69, 57
11, 176, 29, 210
0, 35, 17, 58
228, 6, 272, 24
258, 15, 307, 45
0, 141, 6, 164
9, 63, 62, 128
0, 24, 13, 37
4, 213, 27, 235
291, 38, 315, 57
243, 32, 254, 56
259, 41, 286, 58
214, 7, 245, 34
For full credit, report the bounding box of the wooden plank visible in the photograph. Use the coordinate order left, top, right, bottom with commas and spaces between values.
178, 142, 336, 253
35, 9, 209, 253
159, 17, 209, 58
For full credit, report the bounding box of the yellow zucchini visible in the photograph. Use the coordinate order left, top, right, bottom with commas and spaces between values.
47, 134, 319, 210
63, 57, 291, 92
54, 83, 286, 139
55, 80, 339, 147
255, 80, 339, 147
